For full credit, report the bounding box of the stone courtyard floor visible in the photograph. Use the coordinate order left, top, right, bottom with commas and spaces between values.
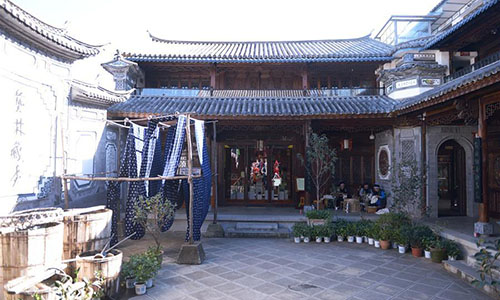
119, 233, 492, 300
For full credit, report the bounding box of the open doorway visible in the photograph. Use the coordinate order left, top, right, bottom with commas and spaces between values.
437, 140, 467, 217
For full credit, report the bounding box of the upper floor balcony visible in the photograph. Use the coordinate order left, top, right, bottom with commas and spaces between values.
444, 50, 500, 83
134, 87, 385, 98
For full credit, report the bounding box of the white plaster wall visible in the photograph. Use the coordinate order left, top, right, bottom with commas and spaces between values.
0, 31, 109, 213
426, 126, 477, 218
375, 129, 395, 200
388, 86, 435, 99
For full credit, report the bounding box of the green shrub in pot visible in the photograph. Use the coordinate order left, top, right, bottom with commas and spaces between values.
445, 239, 460, 260
292, 223, 307, 238
430, 238, 447, 263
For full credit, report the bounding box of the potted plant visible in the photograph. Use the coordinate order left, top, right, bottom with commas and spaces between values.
134, 193, 175, 255
324, 224, 333, 243
378, 225, 392, 250
409, 225, 433, 258
359, 220, 372, 243
346, 222, 355, 243
430, 238, 447, 263
292, 223, 306, 243
395, 225, 411, 254
303, 226, 311, 243
134, 262, 149, 295
336, 220, 347, 242
355, 222, 365, 244
313, 225, 323, 243
145, 247, 162, 287
298, 133, 338, 212
375, 212, 411, 250
372, 224, 381, 248
445, 240, 460, 261
133, 252, 157, 294
366, 222, 375, 245
306, 210, 331, 226
422, 235, 434, 259
121, 259, 136, 289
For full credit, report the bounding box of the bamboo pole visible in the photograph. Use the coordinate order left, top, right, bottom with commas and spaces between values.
60, 174, 200, 182
186, 114, 194, 244
60, 121, 69, 209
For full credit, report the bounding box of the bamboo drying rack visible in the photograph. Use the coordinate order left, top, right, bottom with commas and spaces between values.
59, 114, 199, 244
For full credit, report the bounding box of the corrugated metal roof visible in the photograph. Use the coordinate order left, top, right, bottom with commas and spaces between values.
424, 0, 500, 49
0, 0, 100, 60
123, 34, 394, 64
108, 95, 397, 118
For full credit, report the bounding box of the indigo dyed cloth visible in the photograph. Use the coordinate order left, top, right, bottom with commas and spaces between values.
160, 115, 187, 231
106, 129, 138, 246
148, 136, 165, 198
184, 119, 212, 241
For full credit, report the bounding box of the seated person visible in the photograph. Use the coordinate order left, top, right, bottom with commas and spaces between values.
369, 184, 387, 208
358, 183, 372, 210
358, 183, 372, 198
335, 181, 351, 209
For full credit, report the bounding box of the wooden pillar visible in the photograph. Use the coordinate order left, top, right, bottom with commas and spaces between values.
186, 115, 195, 243
212, 121, 218, 224
421, 114, 427, 215
304, 120, 311, 205
327, 76, 332, 89
301, 68, 309, 90
210, 64, 217, 91
478, 100, 489, 223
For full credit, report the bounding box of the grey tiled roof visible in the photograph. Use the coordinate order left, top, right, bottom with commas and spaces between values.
123, 35, 394, 63
0, 0, 99, 60
398, 59, 500, 111
70, 80, 130, 106
108, 95, 397, 118
424, 0, 499, 49
394, 35, 434, 51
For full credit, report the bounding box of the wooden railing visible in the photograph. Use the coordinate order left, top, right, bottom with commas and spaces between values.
445, 50, 500, 83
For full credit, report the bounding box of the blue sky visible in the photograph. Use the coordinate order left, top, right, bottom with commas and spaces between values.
15, 0, 438, 49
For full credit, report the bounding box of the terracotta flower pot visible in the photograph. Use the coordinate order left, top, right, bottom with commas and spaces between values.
411, 247, 423, 257
380, 240, 390, 250
430, 248, 446, 263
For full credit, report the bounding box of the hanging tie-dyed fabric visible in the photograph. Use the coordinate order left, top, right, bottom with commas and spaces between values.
184, 119, 212, 242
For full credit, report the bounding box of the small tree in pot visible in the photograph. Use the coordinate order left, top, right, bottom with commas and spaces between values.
298, 132, 337, 209
134, 193, 175, 254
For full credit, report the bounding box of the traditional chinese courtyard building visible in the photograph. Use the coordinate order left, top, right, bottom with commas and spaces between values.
2, 0, 500, 239
102, 0, 500, 236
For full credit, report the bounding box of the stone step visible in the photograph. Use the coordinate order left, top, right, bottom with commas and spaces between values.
443, 260, 500, 299
225, 227, 290, 238
235, 222, 279, 230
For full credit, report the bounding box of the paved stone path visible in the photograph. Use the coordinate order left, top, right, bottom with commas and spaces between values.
122, 236, 492, 300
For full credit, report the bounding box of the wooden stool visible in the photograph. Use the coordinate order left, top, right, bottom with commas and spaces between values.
344, 198, 360, 213
367, 206, 378, 214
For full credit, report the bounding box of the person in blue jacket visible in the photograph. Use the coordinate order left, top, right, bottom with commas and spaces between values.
371, 184, 387, 208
